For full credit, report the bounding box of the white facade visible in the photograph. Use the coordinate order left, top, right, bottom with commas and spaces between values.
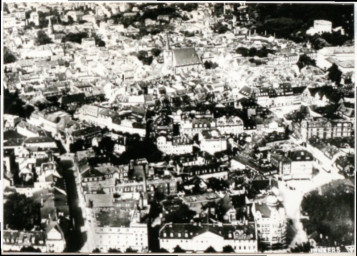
251, 195, 287, 247
156, 136, 193, 155
75, 105, 146, 137
159, 223, 258, 253
306, 20, 332, 36
94, 219, 148, 252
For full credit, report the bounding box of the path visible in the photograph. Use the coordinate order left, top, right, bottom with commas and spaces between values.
278, 169, 345, 249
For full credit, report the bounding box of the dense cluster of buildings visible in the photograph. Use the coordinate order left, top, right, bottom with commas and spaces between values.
2, 2, 355, 254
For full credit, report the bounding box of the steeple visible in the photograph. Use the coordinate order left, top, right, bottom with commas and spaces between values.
165, 33, 170, 51
48, 16, 54, 35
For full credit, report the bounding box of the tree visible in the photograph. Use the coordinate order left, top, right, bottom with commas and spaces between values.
236, 47, 250, 56
20, 246, 41, 252
297, 54, 316, 70
108, 248, 121, 252
173, 245, 186, 252
290, 242, 312, 252
62, 32, 88, 44
178, 3, 198, 12
36, 30, 53, 45
92, 248, 100, 253
151, 48, 162, 57
205, 246, 217, 253
4, 193, 41, 231
301, 181, 354, 246
4, 89, 35, 118
67, 15, 74, 25
212, 22, 229, 34
223, 245, 235, 253
137, 50, 153, 65
69, 139, 86, 152
248, 47, 257, 57
164, 204, 196, 223
207, 177, 229, 191
4, 47, 16, 64
98, 137, 115, 154
204, 61, 219, 69
94, 34, 106, 47
125, 247, 136, 253
328, 63, 342, 86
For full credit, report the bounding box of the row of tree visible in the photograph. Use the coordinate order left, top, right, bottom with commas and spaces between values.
236, 46, 275, 58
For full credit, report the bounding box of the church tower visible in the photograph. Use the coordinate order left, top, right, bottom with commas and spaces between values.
163, 33, 173, 69
48, 16, 54, 35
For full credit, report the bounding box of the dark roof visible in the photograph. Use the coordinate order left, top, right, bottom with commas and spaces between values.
4, 138, 24, 147
173, 48, 201, 67
182, 164, 228, 176
4, 130, 25, 140
288, 150, 313, 161
231, 195, 246, 208
3, 230, 46, 246
254, 203, 272, 218
71, 126, 102, 138
24, 136, 55, 144
59, 93, 85, 105
95, 208, 131, 227
159, 222, 256, 240
251, 180, 270, 192
292, 86, 307, 95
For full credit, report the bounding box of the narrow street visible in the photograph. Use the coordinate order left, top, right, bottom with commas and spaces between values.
61, 159, 88, 252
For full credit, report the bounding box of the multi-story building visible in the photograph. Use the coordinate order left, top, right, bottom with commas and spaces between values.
93, 208, 148, 252
297, 117, 353, 141
156, 135, 194, 155
3, 223, 66, 253
114, 175, 179, 196
215, 116, 244, 135
164, 35, 202, 74
251, 195, 287, 250
179, 192, 221, 213
159, 222, 258, 253
27, 107, 72, 136
251, 85, 306, 108
306, 20, 332, 36
270, 150, 314, 180
199, 129, 227, 155
74, 104, 146, 137
180, 118, 216, 137
181, 163, 229, 181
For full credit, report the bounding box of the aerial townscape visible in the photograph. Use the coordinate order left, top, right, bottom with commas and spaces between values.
2, 2, 355, 254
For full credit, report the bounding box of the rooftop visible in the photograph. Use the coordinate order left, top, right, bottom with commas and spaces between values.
173, 48, 202, 67
160, 222, 256, 240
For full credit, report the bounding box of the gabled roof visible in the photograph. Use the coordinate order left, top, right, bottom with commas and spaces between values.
159, 222, 256, 240
59, 93, 85, 105
173, 48, 201, 67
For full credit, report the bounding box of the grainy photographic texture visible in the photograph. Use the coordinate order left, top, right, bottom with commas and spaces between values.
2, 1, 355, 254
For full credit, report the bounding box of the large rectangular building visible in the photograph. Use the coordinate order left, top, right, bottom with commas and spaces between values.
159, 222, 258, 253
93, 208, 148, 252
298, 117, 353, 141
